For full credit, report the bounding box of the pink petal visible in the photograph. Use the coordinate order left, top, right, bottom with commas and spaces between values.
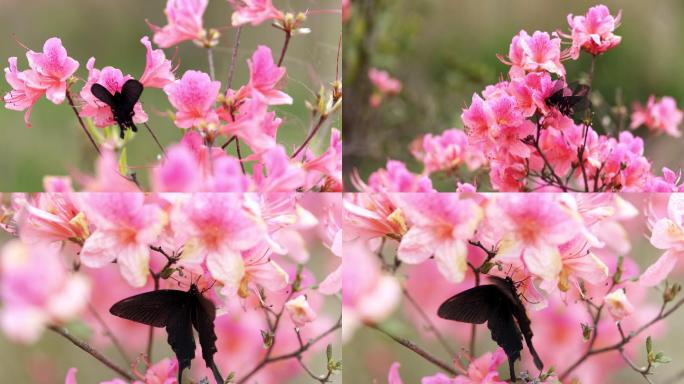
639, 250, 680, 287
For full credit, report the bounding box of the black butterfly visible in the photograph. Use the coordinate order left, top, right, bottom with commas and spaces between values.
546, 81, 591, 120
91, 79, 143, 139
109, 283, 221, 383
437, 276, 543, 381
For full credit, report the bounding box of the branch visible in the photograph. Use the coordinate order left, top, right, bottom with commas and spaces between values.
291, 115, 327, 159
560, 296, 684, 381
48, 325, 134, 381
402, 288, 456, 357
277, 30, 292, 67
237, 315, 342, 384
226, 26, 242, 91
65, 89, 100, 155
367, 323, 459, 376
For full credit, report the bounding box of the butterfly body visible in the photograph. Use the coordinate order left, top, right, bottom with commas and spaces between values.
437, 276, 543, 381
91, 79, 143, 139
546, 81, 590, 120
109, 283, 219, 383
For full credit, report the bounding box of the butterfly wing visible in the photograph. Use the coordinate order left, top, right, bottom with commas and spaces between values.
91, 83, 115, 107
166, 303, 196, 383
437, 285, 501, 324
487, 301, 523, 381
120, 79, 144, 113
488, 276, 544, 370
192, 293, 218, 368
110, 290, 188, 327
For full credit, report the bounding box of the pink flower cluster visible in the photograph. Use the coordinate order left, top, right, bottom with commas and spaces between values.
368, 67, 402, 107
631, 96, 683, 137
566, 4, 622, 58
4, 0, 341, 193
344, 193, 674, 383
4, 38, 79, 126
0, 192, 340, 376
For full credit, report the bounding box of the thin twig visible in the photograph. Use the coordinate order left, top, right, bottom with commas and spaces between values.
277, 31, 292, 67
143, 122, 165, 156
66, 90, 101, 155
235, 137, 246, 174
87, 304, 130, 365
403, 288, 456, 357
226, 26, 242, 91
221, 135, 237, 150
207, 47, 216, 80
237, 315, 341, 384
367, 323, 459, 376
48, 325, 134, 381
291, 115, 326, 159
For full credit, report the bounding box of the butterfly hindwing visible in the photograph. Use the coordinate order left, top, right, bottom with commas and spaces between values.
109, 290, 188, 327
192, 292, 218, 367
437, 285, 501, 324
166, 303, 196, 383
487, 300, 523, 381
91, 83, 115, 107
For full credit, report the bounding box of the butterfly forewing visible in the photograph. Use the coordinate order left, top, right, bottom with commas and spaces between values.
437, 285, 500, 324
109, 289, 188, 327
91, 83, 115, 107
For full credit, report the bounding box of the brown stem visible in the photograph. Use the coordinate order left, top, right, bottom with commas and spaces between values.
221, 135, 237, 150
66, 90, 100, 155
226, 26, 242, 91
531, 122, 567, 191
291, 115, 326, 159
143, 122, 165, 156
367, 323, 459, 376
237, 314, 341, 384
206, 47, 216, 80
277, 31, 292, 67
234, 137, 246, 174
403, 288, 456, 357
87, 304, 130, 365
560, 297, 684, 381
48, 325, 134, 381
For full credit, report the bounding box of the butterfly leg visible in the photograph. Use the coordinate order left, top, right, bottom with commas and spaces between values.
118, 124, 126, 139
508, 355, 517, 382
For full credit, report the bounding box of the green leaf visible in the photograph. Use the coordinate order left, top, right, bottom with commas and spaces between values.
260, 330, 274, 348
581, 323, 592, 342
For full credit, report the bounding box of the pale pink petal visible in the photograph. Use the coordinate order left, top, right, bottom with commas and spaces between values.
206, 248, 245, 297
639, 250, 680, 287
397, 227, 436, 264
388, 362, 404, 384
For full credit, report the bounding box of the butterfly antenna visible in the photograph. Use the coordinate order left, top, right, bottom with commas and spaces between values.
202, 279, 217, 293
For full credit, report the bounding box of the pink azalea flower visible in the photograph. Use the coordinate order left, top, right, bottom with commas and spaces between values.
139, 36, 176, 89
396, 194, 483, 283
221, 93, 280, 154
66, 358, 178, 384
412, 129, 485, 174
4, 57, 46, 127
1, 241, 90, 344
164, 70, 221, 129
500, 30, 565, 77
229, 0, 283, 27
368, 67, 401, 107
604, 288, 634, 320
343, 193, 408, 240
644, 167, 684, 192
80, 147, 140, 192
567, 5, 622, 59
285, 295, 317, 327
488, 194, 580, 283
301, 128, 343, 192
450, 348, 508, 384
239, 45, 292, 105
77, 193, 165, 287
79, 58, 148, 128
152, 143, 203, 192
14, 193, 89, 245
631, 95, 683, 137
363, 160, 435, 192
640, 194, 684, 286
170, 194, 265, 297
22, 37, 79, 105
253, 145, 307, 192
342, 239, 401, 340
388, 362, 403, 384
147, 0, 208, 48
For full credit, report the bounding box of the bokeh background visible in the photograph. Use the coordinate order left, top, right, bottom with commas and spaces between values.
0, 0, 341, 191
0, 193, 342, 384
342, 194, 684, 383
343, 0, 684, 190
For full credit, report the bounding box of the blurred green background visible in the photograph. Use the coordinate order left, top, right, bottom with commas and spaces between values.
343, 194, 684, 383
0, 0, 341, 191
343, 0, 684, 190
